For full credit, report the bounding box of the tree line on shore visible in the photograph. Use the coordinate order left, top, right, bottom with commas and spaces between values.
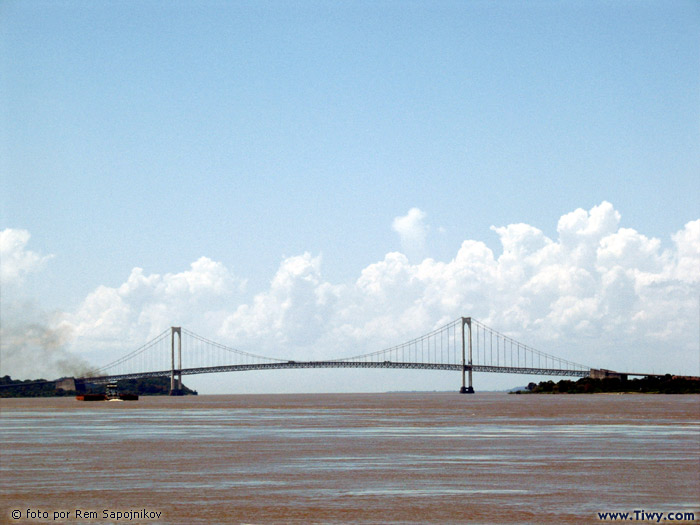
519, 375, 700, 394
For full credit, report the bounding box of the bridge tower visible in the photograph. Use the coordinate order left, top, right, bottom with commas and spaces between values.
460, 317, 475, 394
170, 327, 183, 396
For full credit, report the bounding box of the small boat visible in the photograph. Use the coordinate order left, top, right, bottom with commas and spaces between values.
76, 383, 138, 401
106, 382, 138, 401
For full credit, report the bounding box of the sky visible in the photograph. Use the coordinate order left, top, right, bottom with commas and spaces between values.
1, 0, 699, 394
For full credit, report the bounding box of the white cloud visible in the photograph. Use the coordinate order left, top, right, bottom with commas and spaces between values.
6, 203, 699, 383
672, 219, 700, 283
57, 257, 244, 355
392, 207, 428, 259
220, 253, 341, 352
0, 229, 52, 286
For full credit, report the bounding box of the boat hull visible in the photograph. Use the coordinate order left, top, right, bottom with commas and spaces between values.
76, 394, 107, 401
76, 393, 138, 401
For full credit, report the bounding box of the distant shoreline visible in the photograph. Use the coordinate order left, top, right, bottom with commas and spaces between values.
515, 375, 700, 395
0, 375, 197, 398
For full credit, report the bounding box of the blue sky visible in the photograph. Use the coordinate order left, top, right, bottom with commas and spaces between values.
2, 1, 698, 393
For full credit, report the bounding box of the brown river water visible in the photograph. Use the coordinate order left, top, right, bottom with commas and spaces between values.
1, 393, 698, 524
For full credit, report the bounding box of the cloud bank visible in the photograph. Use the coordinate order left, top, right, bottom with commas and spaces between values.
2, 202, 699, 382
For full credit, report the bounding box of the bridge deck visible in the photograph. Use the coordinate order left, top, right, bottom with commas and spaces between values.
82, 361, 590, 383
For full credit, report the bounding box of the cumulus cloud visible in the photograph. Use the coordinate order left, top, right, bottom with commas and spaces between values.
0, 229, 52, 285
57, 257, 244, 354
392, 207, 428, 260
220, 253, 341, 352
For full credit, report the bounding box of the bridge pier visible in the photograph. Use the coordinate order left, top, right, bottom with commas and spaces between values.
460, 318, 475, 394
460, 374, 475, 394
170, 327, 183, 396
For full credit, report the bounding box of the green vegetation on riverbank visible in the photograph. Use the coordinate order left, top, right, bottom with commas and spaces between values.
0, 375, 197, 397
0, 376, 58, 397
520, 375, 700, 394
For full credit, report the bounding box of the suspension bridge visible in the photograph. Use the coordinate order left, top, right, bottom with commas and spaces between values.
76, 317, 628, 394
